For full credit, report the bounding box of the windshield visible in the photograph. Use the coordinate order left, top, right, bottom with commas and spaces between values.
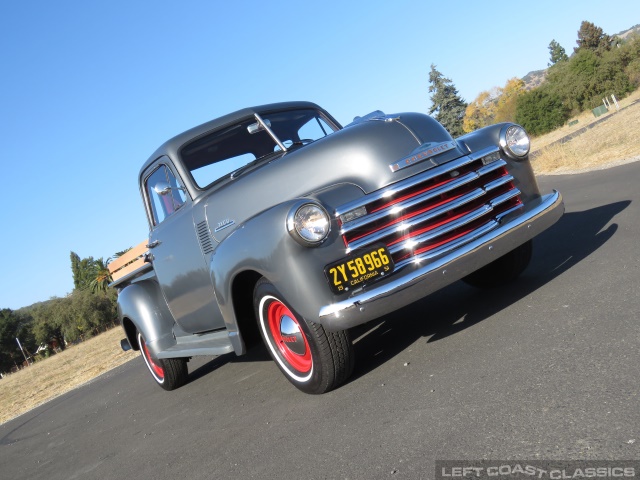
181, 109, 338, 189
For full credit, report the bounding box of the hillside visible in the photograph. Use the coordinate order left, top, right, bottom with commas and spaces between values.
617, 23, 640, 39
520, 23, 640, 90
522, 69, 547, 90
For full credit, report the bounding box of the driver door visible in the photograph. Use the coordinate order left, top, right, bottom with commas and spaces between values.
143, 158, 225, 333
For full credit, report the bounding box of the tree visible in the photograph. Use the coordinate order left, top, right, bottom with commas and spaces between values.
89, 258, 112, 293
575, 21, 611, 54
462, 77, 525, 133
515, 86, 569, 136
71, 252, 117, 293
494, 78, 525, 123
545, 47, 634, 112
0, 309, 21, 371
548, 39, 568, 66
428, 64, 467, 137
113, 247, 132, 259
463, 90, 496, 133
31, 301, 65, 351
70, 251, 99, 291
63, 289, 116, 341
0, 308, 36, 372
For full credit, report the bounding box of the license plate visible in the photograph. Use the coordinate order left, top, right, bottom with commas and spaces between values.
324, 245, 394, 294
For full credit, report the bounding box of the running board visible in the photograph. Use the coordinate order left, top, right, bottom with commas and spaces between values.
156, 329, 234, 359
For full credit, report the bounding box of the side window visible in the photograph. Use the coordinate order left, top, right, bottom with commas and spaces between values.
146, 165, 187, 226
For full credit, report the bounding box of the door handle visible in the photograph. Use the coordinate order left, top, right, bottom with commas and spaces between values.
146, 240, 161, 249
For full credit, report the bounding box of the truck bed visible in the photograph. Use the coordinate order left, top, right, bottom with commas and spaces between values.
108, 241, 153, 287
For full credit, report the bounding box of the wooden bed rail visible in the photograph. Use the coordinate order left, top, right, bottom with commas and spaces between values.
108, 240, 149, 282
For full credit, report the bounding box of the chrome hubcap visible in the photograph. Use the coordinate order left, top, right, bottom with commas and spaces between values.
279, 315, 306, 355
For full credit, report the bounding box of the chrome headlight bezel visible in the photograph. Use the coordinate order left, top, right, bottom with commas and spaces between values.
499, 124, 530, 159
287, 202, 331, 246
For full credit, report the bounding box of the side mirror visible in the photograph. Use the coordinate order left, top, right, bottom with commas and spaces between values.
247, 118, 272, 134
153, 182, 172, 196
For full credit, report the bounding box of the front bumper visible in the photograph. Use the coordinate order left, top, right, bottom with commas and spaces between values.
317, 190, 564, 331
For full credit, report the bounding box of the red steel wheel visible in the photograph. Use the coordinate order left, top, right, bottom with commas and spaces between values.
254, 277, 354, 394
266, 297, 313, 376
139, 333, 165, 381
136, 332, 189, 391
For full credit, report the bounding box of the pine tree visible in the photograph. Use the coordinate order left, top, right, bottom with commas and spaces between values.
428, 64, 467, 137
548, 39, 569, 66
575, 21, 611, 54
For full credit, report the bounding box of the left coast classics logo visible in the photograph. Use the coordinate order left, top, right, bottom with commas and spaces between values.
389, 140, 457, 172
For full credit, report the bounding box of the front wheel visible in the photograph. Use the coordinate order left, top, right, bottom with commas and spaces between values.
137, 332, 188, 391
254, 278, 354, 394
463, 240, 533, 288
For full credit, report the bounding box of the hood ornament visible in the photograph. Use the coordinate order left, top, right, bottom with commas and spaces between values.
389, 140, 457, 173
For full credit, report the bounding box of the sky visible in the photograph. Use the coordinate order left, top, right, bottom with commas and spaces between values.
1, 0, 638, 310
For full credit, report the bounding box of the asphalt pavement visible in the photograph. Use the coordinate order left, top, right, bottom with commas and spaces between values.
1, 161, 639, 480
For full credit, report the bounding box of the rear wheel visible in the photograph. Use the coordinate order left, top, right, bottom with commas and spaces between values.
137, 332, 188, 391
463, 240, 533, 288
254, 278, 354, 394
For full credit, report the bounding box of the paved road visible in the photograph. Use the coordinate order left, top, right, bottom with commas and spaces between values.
2, 162, 639, 480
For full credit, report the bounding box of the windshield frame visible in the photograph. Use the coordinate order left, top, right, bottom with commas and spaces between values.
179, 108, 339, 191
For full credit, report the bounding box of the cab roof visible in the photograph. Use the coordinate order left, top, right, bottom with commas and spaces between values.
139, 101, 339, 175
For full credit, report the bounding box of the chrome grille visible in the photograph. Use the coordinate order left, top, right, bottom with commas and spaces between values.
336, 148, 522, 270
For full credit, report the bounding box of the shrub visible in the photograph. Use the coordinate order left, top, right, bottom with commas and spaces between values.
515, 87, 570, 136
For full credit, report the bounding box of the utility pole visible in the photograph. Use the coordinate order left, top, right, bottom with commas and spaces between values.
15, 337, 31, 366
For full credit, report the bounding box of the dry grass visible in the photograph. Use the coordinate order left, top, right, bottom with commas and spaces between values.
531, 93, 640, 175
531, 88, 640, 153
0, 327, 136, 425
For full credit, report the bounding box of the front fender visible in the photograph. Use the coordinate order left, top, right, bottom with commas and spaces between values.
458, 123, 541, 202
211, 198, 353, 332
117, 279, 176, 359
456, 123, 510, 152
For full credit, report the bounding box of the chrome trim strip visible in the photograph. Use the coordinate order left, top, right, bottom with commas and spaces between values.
388, 185, 520, 256
483, 175, 514, 192
388, 204, 494, 255
341, 162, 510, 235
393, 220, 499, 269
335, 155, 477, 217
489, 188, 521, 207
340, 171, 478, 235
466, 145, 501, 162
318, 190, 564, 322
495, 204, 524, 222
475, 158, 508, 176
336, 154, 504, 219
345, 188, 487, 253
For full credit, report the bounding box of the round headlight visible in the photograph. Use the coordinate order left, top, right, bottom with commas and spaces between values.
289, 203, 330, 245
500, 125, 530, 159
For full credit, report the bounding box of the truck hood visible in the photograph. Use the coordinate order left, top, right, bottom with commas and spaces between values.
204, 112, 467, 242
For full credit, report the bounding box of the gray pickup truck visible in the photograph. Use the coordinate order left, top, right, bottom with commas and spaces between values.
109, 101, 563, 394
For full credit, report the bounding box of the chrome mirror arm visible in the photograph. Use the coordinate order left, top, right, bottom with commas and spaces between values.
254, 113, 287, 152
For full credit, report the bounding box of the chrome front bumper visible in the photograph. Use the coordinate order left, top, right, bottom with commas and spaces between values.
317, 190, 564, 331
